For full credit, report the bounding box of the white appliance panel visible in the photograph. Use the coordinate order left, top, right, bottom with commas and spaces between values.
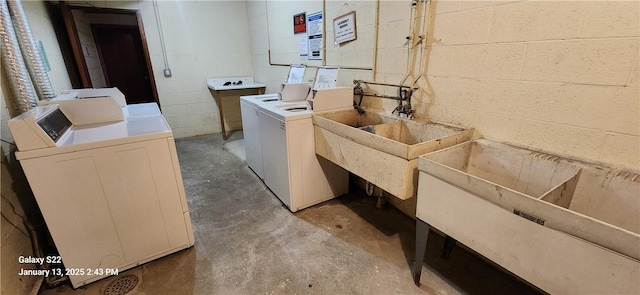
240, 94, 303, 180
260, 111, 292, 208
19, 138, 193, 287
240, 100, 265, 179
257, 103, 349, 212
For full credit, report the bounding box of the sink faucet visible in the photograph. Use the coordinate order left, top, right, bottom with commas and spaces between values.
353, 80, 414, 117
393, 87, 414, 118
395, 103, 414, 118
353, 80, 365, 115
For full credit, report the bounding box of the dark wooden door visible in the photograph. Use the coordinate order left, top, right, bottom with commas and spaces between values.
92, 25, 154, 104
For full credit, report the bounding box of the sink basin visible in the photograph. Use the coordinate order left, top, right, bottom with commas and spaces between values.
313, 109, 473, 200
415, 138, 639, 293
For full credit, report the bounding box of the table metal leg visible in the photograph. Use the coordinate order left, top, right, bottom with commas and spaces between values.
214, 87, 265, 141
413, 219, 430, 286
215, 90, 227, 140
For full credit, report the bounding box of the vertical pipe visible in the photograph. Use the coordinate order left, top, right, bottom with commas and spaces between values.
413, 0, 431, 87
7, 0, 55, 101
372, 0, 380, 81
400, 0, 419, 87
0, 0, 37, 113
322, 0, 326, 66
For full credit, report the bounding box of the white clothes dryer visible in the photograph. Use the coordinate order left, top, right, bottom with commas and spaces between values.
7, 101, 194, 288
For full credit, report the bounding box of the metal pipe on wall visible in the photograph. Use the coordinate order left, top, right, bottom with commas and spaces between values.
0, 0, 37, 113
412, 0, 430, 87
7, 0, 55, 101
322, 0, 326, 66
399, 0, 421, 87
372, 0, 380, 81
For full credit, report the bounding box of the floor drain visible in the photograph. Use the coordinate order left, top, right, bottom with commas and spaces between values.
104, 274, 138, 295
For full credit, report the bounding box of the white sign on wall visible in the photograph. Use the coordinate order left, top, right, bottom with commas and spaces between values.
307, 11, 323, 60
299, 36, 309, 58
333, 11, 357, 44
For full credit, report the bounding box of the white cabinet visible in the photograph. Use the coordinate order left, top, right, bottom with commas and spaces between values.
240, 100, 265, 179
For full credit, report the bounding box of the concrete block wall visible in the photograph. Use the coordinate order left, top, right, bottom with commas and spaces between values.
409, 0, 639, 171
249, 0, 639, 171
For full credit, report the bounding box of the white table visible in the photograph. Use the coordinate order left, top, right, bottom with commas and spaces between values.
207, 77, 266, 140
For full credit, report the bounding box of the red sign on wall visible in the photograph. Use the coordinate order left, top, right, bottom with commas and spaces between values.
293, 12, 306, 34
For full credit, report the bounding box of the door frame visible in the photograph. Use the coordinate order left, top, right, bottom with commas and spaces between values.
58, 3, 160, 107
59, 3, 91, 88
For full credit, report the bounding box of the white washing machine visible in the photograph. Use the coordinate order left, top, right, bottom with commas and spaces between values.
240, 65, 313, 179
240, 83, 311, 179
240, 93, 282, 179
258, 101, 349, 212
7, 99, 194, 288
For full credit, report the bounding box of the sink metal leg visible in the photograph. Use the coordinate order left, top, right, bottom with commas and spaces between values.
413, 219, 430, 286
442, 235, 457, 259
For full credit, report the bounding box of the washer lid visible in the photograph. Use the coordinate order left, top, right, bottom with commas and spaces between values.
240, 93, 280, 107
259, 102, 312, 121
15, 114, 174, 160
58, 115, 171, 146
280, 104, 309, 112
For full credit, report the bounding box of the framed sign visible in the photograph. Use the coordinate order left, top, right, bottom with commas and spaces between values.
293, 12, 306, 34
333, 11, 356, 44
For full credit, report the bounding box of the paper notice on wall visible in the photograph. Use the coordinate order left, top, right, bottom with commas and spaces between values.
307, 11, 323, 60
299, 36, 309, 58
308, 36, 322, 60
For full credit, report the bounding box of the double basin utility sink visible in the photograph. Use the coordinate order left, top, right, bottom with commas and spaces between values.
415, 138, 639, 294
312, 109, 474, 200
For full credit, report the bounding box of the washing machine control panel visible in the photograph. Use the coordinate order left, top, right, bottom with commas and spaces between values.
37, 108, 71, 142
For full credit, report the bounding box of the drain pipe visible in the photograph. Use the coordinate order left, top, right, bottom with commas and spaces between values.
0, 0, 37, 112
7, 0, 55, 101
365, 182, 386, 209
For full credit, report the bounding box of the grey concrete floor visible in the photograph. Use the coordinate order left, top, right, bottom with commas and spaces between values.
39, 133, 543, 295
